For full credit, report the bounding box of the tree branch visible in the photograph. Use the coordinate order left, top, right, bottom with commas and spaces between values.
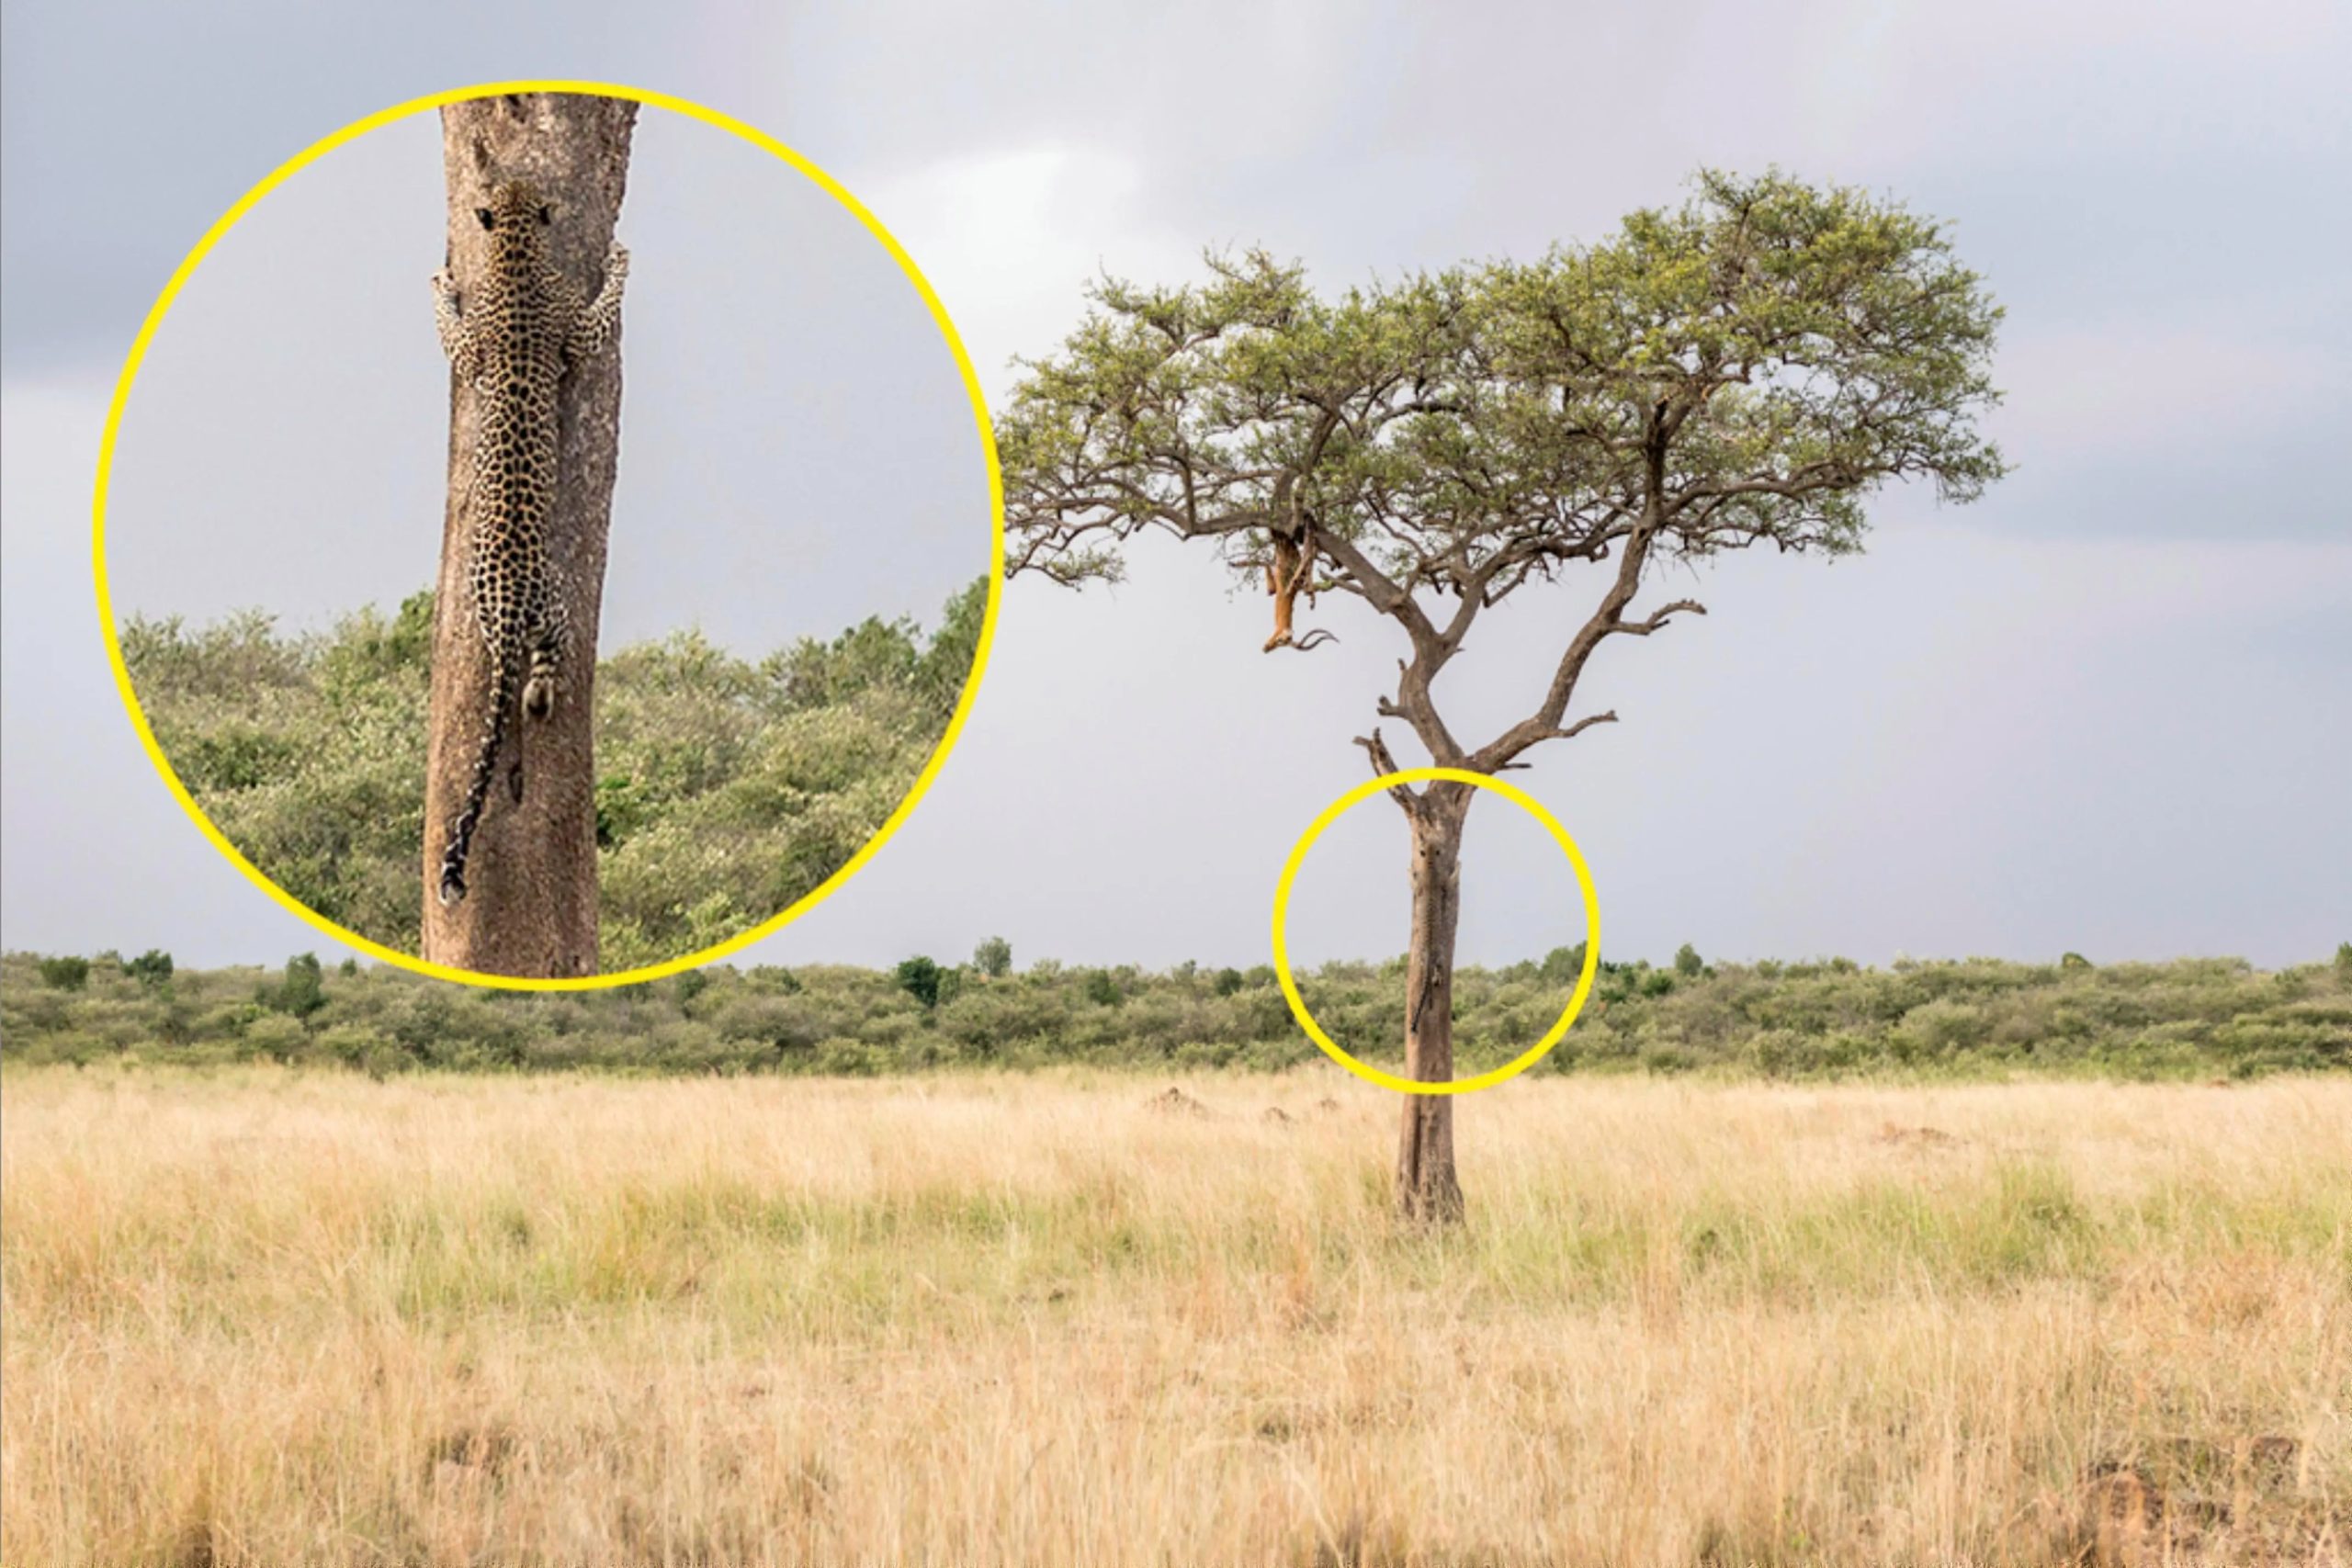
1311, 526, 1429, 637
1465, 509, 1708, 772
1351, 728, 1420, 813
1545, 711, 1621, 741
1491, 710, 1620, 768
1623, 599, 1706, 635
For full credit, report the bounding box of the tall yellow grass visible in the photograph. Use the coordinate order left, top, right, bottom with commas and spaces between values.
3, 1067, 2346, 1565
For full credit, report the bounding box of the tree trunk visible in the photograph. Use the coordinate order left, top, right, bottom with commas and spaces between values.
420, 93, 636, 977
1396, 783, 1471, 1223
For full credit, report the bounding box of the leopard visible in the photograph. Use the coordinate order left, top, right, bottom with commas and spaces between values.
429, 179, 628, 907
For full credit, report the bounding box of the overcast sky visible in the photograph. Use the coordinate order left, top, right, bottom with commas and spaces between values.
4, 0, 2346, 976
100, 107, 986, 653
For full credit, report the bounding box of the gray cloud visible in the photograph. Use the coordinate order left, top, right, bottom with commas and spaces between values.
0, 0, 665, 370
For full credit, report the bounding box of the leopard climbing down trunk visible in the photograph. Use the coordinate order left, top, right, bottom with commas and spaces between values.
420, 93, 636, 978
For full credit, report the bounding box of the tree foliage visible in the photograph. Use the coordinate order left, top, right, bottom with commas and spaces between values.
972, 936, 1013, 979
5, 948, 2344, 1082
120, 580, 985, 970
1003, 169, 2004, 774
895, 956, 944, 1010
263, 953, 328, 1021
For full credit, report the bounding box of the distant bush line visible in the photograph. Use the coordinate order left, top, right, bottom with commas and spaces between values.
6, 943, 2347, 1082
118, 581, 986, 970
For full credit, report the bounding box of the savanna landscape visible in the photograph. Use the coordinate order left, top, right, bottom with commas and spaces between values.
16, 156, 2352, 1557
8, 7, 2347, 1564
4, 950, 2348, 1563
3, 1063, 2346, 1565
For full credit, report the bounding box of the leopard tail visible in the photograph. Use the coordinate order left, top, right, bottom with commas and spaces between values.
436, 655, 518, 907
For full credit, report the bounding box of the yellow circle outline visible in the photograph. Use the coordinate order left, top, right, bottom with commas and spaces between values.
91, 79, 1004, 991
1271, 768, 1601, 1095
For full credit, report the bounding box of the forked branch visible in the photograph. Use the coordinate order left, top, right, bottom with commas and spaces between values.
1351, 728, 1422, 812
1623, 599, 1706, 635
1543, 711, 1621, 742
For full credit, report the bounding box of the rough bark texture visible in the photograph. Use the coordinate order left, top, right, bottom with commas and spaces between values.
421, 94, 636, 977
1396, 782, 1471, 1224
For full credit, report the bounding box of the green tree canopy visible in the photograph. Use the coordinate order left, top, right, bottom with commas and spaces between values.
1003, 169, 2005, 773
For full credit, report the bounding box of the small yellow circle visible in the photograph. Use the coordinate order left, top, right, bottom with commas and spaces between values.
91, 80, 1004, 990
1271, 768, 1601, 1095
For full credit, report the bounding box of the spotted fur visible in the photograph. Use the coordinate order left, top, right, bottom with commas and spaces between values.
431, 180, 628, 907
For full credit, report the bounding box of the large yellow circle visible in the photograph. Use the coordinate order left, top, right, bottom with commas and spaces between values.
1271, 768, 1601, 1096
91, 80, 1003, 991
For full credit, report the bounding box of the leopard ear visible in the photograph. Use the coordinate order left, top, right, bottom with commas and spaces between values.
476, 208, 496, 231
537, 204, 554, 226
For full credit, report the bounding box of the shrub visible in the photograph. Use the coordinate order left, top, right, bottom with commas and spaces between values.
121, 581, 984, 968
315, 1023, 390, 1068
895, 956, 944, 1010
263, 953, 327, 1020
4, 946, 2342, 1084
125, 950, 175, 987
246, 1014, 308, 1062
1540, 943, 1588, 984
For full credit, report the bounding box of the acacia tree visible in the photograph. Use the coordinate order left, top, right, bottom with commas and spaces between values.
1003, 171, 2005, 1222
422, 93, 636, 977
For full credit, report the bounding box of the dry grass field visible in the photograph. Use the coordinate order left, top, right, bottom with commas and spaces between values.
3, 1068, 2346, 1566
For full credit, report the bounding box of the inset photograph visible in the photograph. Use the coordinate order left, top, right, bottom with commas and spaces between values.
96, 88, 998, 981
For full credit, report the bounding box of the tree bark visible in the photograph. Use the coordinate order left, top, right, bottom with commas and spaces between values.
1396, 782, 1472, 1223
420, 93, 636, 977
